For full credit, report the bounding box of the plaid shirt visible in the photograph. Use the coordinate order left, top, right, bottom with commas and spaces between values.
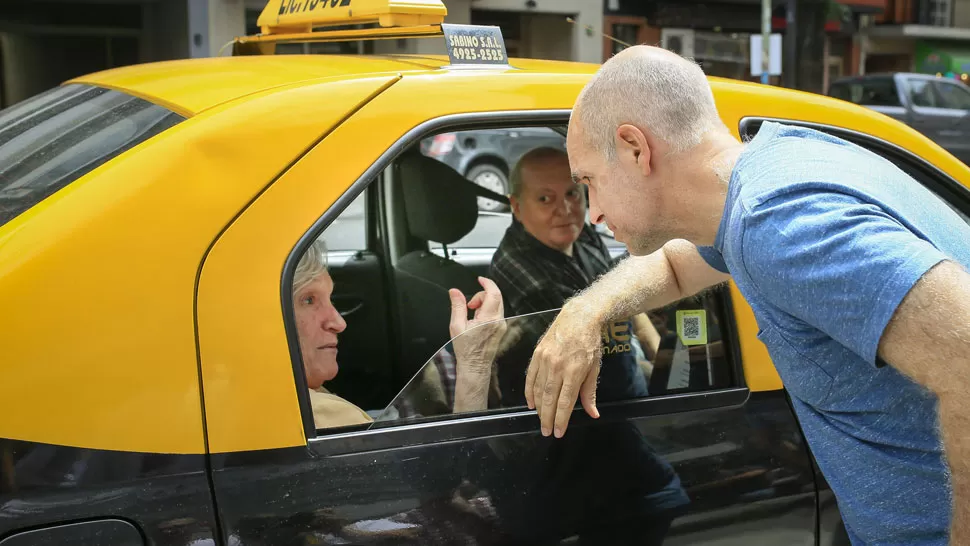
489, 218, 615, 318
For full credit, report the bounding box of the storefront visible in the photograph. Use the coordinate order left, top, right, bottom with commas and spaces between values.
915, 41, 970, 80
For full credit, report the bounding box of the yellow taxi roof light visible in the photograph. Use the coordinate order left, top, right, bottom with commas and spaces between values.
257, 0, 447, 35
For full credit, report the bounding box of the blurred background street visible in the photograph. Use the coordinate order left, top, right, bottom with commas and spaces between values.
0, 0, 968, 107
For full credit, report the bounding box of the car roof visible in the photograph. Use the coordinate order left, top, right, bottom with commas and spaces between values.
69, 54, 600, 117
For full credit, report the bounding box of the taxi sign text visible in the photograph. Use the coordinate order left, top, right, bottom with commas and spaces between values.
279, 0, 351, 14
442, 24, 509, 66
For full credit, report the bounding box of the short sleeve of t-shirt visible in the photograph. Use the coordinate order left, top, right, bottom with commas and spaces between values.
738, 189, 947, 366
696, 245, 729, 273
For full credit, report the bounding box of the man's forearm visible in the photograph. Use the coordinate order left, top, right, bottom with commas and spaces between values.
569, 247, 686, 325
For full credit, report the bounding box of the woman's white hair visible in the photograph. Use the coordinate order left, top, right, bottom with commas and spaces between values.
293, 238, 328, 295
575, 46, 724, 159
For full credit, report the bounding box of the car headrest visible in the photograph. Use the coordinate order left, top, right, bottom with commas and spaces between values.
397, 152, 478, 244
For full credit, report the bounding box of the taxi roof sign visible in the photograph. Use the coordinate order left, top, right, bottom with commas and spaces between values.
235, 0, 510, 68
257, 0, 447, 34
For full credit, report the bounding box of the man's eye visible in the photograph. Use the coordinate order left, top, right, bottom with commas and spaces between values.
538, 196, 551, 204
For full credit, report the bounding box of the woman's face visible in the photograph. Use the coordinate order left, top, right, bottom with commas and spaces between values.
294, 271, 347, 389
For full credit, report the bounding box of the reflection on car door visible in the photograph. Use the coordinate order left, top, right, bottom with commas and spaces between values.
211, 307, 818, 545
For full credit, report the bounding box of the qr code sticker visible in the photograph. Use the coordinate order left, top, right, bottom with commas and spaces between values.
683, 316, 700, 339
676, 310, 708, 346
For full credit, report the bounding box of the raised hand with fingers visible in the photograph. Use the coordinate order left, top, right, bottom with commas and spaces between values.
448, 277, 507, 412
526, 299, 604, 438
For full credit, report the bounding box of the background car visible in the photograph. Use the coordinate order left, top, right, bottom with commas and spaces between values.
828, 73, 970, 165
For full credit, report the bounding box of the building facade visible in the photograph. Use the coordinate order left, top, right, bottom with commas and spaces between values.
603, 0, 888, 94
0, 0, 603, 108
864, 0, 970, 79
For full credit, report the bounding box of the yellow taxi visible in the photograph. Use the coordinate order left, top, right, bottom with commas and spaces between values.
2, 0, 969, 544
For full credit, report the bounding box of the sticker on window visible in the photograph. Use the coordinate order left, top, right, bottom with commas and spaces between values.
676, 310, 708, 346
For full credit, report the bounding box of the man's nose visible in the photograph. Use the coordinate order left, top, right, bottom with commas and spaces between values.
558, 197, 573, 215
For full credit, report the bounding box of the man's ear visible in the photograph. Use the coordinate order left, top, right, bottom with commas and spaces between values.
616, 124, 652, 177
510, 195, 521, 218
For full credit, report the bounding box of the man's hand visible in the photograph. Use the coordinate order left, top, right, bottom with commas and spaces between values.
523, 241, 729, 438
525, 298, 604, 438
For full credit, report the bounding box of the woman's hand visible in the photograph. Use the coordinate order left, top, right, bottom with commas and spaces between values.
448, 277, 507, 372
448, 277, 507, 412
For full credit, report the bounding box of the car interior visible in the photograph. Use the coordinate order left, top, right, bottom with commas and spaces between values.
303, 125, 737, 429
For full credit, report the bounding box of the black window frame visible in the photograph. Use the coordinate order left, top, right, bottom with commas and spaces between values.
282, 110, 749, 445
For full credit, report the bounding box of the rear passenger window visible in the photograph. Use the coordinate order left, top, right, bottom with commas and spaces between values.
287, 122, 741, 434
0, 84, 184, 228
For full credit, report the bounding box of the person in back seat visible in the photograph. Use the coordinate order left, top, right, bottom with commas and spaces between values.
293, 239, 506, 429
489, 147, 661, 404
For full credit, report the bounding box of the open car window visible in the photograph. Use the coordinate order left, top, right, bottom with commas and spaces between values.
369, 301, 734, 429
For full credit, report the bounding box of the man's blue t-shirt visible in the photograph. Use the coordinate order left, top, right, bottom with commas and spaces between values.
698, 122, 970, 545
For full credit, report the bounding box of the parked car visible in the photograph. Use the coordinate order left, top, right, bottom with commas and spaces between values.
828, 73, 970, 164
420, 128, 566, 211
3, 1, 970, 544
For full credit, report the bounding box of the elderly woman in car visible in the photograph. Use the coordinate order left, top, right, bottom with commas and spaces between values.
293, 239, 506, 428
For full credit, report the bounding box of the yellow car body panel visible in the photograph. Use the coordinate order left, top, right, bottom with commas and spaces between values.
0, 72, 399, 454
5, 53, 970, 454
68, 55, 441, 116
196, 67, 970, 454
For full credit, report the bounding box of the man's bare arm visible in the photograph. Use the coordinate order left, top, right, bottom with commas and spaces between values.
877, 261, 970, 543
570, 239, 730, 325
526, 239, 730, 437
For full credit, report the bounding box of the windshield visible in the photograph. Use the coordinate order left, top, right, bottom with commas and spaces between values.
0, 84, 184, 228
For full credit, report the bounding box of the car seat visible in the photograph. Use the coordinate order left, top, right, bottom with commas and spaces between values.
393, 152, 484, 381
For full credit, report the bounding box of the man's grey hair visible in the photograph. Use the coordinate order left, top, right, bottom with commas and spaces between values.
293, 238, 328, 296
509, 146, 570, 198
575, 46, 724, 159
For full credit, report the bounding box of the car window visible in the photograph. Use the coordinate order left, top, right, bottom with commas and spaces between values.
909, 79, 940, 108
859, 80, 902, 106
0, 84, 184, 228
288, 122, 742, 434
323, 190, 366, 251
933, 81, 970, 111
420, 127, 625, 254
829, 80, 901, 107
371, 293, 737, 427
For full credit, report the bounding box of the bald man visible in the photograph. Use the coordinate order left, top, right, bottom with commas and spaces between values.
489, 146, 661, 405
526, 46, 970, 545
